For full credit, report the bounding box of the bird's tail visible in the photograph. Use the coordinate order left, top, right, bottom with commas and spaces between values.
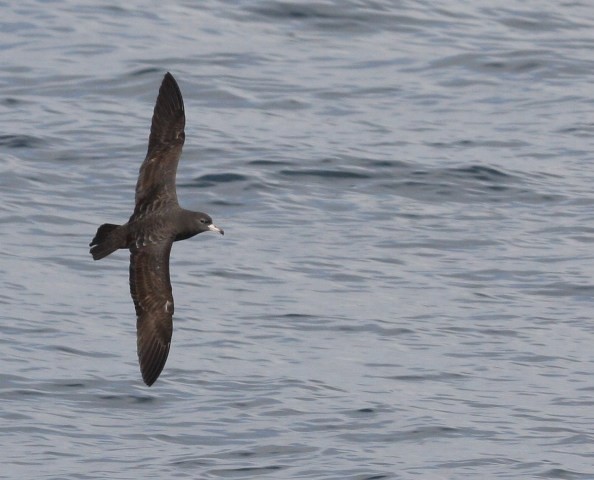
90, 223, 126, 260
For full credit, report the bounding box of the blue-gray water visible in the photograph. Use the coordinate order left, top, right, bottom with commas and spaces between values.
2, 1, 594, 479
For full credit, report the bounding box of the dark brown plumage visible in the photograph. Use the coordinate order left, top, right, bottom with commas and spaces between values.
90, 72, 224, 386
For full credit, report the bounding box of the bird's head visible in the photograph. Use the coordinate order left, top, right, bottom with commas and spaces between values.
195, 213, 224, 235
175, 210, 224, 242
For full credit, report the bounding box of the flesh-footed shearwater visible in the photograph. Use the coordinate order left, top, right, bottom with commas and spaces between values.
89, 72, 224, 386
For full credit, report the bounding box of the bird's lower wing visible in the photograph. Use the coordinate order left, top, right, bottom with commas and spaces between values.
129, 241, 174, 386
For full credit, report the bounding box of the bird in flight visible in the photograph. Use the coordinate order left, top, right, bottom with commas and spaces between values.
90, 72, 224, 386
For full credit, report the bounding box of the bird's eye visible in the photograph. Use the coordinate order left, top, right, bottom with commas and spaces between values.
200, 219, 208, 224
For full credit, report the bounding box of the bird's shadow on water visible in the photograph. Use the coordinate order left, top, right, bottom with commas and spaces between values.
0, 374, 158, 405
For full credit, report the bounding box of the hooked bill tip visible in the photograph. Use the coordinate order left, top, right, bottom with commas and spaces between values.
208, 224, 224, 235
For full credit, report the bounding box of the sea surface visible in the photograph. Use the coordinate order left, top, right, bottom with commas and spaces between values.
2, 1, 594, 479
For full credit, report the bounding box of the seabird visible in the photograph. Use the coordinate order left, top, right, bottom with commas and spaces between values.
89, 72, 224, 386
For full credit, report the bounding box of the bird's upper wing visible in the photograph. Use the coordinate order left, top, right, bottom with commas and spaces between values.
129, 241, 174, 386
135, 72, 185, 214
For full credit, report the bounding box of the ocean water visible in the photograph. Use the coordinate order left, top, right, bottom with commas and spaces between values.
2, 1, 594, 478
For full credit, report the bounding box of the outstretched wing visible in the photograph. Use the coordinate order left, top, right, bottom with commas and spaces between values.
135, 72, 185, 214
129, 241, 174, 386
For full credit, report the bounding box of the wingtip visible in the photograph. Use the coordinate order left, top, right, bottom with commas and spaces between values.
140, 362, 164, 387
137, 334, 171, 387
162, 71, 178, 87
156, 71, 184, 114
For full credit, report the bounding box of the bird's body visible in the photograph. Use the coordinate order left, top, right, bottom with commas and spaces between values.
90, 73, 223, 386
